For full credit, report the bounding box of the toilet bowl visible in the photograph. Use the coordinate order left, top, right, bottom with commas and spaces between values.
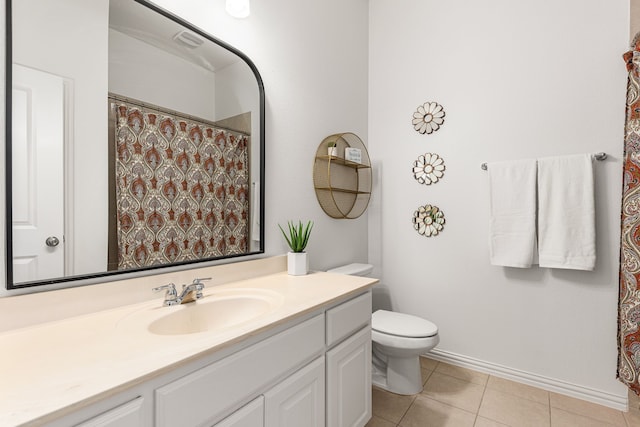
327, 263, 439, 395
371, 309, 439, 394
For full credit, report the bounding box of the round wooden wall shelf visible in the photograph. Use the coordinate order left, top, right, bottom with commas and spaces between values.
313, 132, 372, 219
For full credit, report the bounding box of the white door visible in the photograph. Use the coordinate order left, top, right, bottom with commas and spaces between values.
326, 327, 372, 427
11, 64, 65, 283
265, 356, 325, 427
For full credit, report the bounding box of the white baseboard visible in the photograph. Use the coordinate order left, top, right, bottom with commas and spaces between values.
424, 348, 628, 411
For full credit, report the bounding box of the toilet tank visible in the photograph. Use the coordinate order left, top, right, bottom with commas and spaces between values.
327, 263, 374, 276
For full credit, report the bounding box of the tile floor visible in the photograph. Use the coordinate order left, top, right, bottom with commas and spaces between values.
366, 357, 640, 427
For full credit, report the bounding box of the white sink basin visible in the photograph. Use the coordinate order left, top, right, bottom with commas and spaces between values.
120, 288, 284, 336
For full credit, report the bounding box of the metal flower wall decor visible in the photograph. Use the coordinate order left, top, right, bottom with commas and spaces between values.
413, 153, 445, 185
412, 204, 445, 237
412, 102, 445, 134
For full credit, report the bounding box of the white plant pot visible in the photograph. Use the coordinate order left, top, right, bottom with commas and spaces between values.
287, 252, 309, 276
328, 147, 338, 157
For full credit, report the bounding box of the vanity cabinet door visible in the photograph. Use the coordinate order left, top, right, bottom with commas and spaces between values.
213, 396, 264, 427
264, 356, 325, 427
326, 327, 371, 427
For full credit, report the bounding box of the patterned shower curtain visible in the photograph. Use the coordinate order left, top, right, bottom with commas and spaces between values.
113, 101, 249, 269
618, 39, 640, 396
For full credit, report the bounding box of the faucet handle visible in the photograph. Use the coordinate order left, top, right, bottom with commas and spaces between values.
182, 278, 209, 300
152, 283, 180, 306
192, 277, 212, 285
153, 283, 177, 295
192, 277, 210, 294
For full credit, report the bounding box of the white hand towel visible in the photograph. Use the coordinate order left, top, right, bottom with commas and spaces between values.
488, 159, 537, 268
537, 154, 595, 270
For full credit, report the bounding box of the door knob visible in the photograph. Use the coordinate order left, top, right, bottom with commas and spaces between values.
45, 236, 60, 247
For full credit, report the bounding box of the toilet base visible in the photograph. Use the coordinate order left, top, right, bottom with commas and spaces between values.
372, 367, 387, 390
372, 347, 424, 395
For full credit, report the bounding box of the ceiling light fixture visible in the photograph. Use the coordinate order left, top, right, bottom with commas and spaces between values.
226, 0, 250, 18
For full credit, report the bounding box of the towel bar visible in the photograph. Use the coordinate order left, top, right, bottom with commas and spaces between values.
480, 152, 607, 170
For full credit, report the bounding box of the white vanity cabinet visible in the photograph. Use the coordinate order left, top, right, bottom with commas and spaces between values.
40, 290, 372, 427
325, 292, 372, 427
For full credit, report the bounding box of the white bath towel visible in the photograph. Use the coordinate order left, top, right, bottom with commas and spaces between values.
488, 159, 537, 268
537, 154, 595, 270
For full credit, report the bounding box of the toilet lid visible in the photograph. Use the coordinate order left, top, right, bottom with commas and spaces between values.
372, 310, 438, 338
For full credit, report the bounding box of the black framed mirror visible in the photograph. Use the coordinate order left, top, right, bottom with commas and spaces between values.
5, 0, 265, 289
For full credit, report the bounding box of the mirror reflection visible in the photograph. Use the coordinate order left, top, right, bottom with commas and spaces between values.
8, 0, 265, 288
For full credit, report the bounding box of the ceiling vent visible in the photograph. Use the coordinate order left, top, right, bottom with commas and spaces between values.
173, 30, 204, 49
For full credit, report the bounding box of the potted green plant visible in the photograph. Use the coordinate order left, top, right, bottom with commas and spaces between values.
327, 141, 338, 157
279, 220, 313, 275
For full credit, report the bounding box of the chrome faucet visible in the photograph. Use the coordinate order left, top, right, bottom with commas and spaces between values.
178, 277, 211, 304
153, 278, 211, 306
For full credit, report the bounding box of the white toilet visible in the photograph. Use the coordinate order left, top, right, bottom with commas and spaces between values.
327, 263, 439, 395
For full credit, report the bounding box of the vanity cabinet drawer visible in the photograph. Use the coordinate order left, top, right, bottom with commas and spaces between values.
74, 397, 144, 427
326, 291, 371, 347
155, 314, 325, 427
213, 396, 264, 427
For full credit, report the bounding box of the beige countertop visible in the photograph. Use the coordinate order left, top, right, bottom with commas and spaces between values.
0, 270, 376, 426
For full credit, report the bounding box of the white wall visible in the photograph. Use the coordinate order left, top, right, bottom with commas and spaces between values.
0, 0, 370, 293
215, 60, 262, 252
11, 0, 109, 277
148, 0, 370, 271
369, 0, 629, 406
632, 0, 640, 42
109, 29, 217, 120
215, 60, 256, 125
